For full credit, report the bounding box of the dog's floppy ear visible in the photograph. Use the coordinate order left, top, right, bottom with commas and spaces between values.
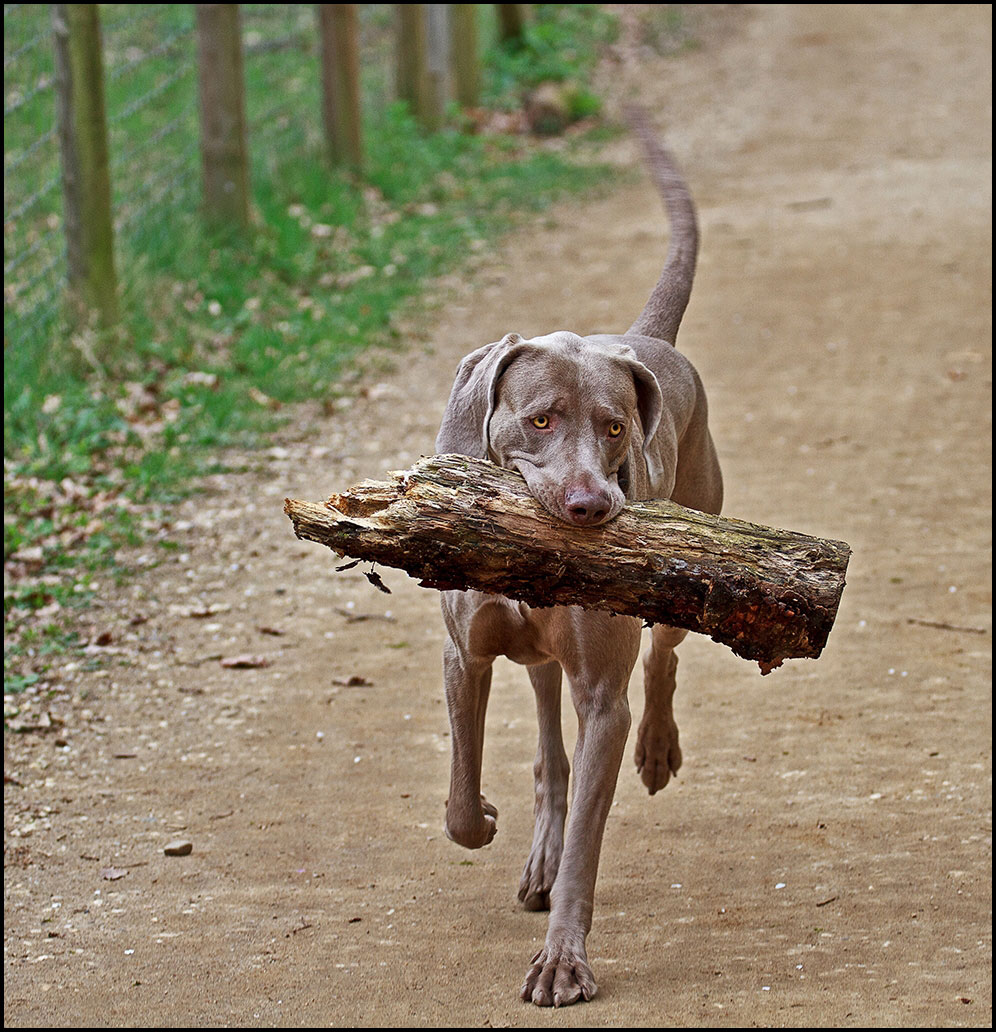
626, 357, 668, 485
436, 333, 526, 457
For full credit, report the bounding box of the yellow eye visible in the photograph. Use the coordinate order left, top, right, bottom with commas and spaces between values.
531, 414, 550, 429
609, 421, 624, 437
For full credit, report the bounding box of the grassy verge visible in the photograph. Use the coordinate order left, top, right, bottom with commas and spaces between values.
4, 5, 618, 699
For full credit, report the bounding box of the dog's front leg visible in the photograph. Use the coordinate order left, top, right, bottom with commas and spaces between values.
519, 660, 569, 911
521, 617, 639, 1007
442, 635, 497, 849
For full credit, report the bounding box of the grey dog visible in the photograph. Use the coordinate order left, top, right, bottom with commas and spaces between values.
434, 112, 723, 1007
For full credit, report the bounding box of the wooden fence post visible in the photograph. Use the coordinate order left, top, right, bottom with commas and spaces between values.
52, 3, 118, 325
396, 5, 432, 128
195, 4, 250, 227
450, 5, 480, 109
496, 4, 527, 46
317, 4, 362, 169
424, 5, 449, 130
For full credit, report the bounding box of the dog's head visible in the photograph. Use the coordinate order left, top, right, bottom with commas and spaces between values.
436, 331, 670, 526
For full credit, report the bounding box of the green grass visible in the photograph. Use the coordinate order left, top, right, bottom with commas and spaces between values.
3, 4, 618, 695
482, 3, 618, 114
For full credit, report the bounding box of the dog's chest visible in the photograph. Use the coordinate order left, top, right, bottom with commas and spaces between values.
464, 596, 553, 665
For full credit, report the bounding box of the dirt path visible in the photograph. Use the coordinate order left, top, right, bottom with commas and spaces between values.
5, 6, 991, 1027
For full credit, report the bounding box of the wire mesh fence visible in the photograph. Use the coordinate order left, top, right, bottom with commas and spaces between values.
103, 4, 199, 240
3, 4, 401, 355
4, 3, 64, 343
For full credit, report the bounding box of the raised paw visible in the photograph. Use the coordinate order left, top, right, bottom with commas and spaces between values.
444, 794, 498, 849
635, 712, 682, 795
520, 944, 597, 1007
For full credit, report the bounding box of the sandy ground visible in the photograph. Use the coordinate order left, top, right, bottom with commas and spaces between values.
4, 5, 992, 1027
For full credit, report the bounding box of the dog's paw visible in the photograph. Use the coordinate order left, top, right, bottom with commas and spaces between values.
517, 815, 564, 911
517, 851, 558, 912
520, 943, 597, 1007
443, 794, 498, 849
635, 714, 682, 795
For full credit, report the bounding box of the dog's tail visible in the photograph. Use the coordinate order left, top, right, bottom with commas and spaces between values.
624, 107, 699, 347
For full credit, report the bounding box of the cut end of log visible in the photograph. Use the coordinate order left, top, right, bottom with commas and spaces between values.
285, 455, 851, 672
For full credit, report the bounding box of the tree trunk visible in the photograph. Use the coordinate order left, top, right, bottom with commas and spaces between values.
284, 454, 851, 673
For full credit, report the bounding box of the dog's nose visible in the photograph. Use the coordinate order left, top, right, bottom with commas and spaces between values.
564, 487, 611, 526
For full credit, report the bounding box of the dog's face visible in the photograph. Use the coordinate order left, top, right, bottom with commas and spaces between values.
437, 331, 665, 527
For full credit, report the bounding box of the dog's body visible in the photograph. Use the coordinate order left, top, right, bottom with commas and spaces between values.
434, 117, 722, 1007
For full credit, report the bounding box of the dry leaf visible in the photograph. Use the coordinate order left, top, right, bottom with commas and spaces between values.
220, 654, 270, 669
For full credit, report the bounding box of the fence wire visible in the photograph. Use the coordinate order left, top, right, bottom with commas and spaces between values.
4, 3, 61, 337
101, 3, 199, 249
3, 3, 343, 352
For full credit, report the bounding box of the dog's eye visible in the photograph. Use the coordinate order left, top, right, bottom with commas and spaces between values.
608, 422, 624, 438
531, 415, 550, 430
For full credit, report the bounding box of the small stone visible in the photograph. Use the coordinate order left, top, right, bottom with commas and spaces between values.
164, 839, 193, 857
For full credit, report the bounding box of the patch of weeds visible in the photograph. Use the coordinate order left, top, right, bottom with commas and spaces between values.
4, 673, 40, 695
483, 4, 618, 112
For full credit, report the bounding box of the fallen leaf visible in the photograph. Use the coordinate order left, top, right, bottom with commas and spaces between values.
220, 654, 270, 669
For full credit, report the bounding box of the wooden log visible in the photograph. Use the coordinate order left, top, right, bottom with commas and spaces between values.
284, 454, 851, 673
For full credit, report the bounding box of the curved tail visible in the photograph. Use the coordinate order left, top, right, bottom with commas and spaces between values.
624, 107, 699, 347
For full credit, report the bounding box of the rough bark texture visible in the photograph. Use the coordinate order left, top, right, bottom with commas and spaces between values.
285, 454, 851, 672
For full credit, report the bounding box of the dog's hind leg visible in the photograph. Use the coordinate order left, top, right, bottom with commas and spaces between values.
635, 624, 688, 794
518, 661, 569, 911
442, 636, 498, 849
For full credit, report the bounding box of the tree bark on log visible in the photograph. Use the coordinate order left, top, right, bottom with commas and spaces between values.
284, 454, 851, 673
